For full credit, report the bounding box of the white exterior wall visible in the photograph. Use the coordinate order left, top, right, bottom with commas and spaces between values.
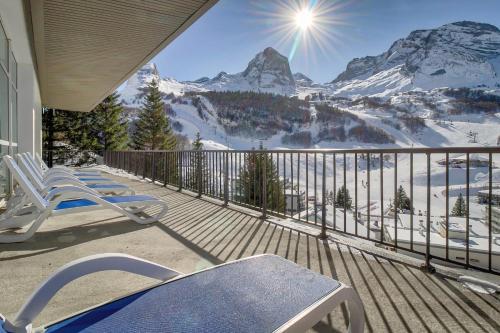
0, 0, 42, 156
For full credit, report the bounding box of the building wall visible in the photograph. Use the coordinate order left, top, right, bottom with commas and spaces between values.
0, 0, 42, 200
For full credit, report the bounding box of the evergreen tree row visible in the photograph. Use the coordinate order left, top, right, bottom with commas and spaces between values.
43, 79, 179, 163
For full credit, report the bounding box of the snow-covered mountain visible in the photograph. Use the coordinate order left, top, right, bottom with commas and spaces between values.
120, 47, 296, 106
200, 47, 296, 95
120, 63, 205, 106
329, 21, 500, 97
117, 21, 499, 150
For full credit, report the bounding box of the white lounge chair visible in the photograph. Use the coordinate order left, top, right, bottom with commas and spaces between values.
0, 156, 168, 243
16, 154, 134, 196
22, 153, 114, 185
34, 152, 102, 176
0, 253, 365, 333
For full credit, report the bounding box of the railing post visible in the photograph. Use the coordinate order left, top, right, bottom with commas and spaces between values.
151, 152, 156, 183
197, 151, 203, 198
223, 151, 229, 206
320, 153, 327, 239
178, 152, 183, 191
142, 152, 146, 179
423, 152, 435, 273
261, 150, 267, 219
163, 152, 168, 187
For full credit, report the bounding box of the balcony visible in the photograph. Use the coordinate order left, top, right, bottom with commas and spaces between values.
1, 148, 499, 332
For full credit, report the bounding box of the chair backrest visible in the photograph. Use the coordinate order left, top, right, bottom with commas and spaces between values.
16, 154, 45, 191
34, 152, 49, 171
24, 152, 45, 177
23, 153, 46, 179
3, 155, 48, 210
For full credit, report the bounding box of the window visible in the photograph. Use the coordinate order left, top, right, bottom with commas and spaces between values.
0, 19, 18, 199
0, 22, 7, 70
0, 68, 7, 141
10, 82, 16, 143
9, 51, 16, 87
0, 145, 7, 199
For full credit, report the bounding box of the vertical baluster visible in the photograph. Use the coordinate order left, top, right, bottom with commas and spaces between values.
355, 153, 358, 236
297, 153, 301, 221
262, 151, 267, 219
367, 153, 371, 240
380, 153, 384, 243
224, 151, 229, 205
283, 152, 286, 215
321, 153, 327, 239
306, 153, 309, 222
314, 153, 318, 225
178, 152, 183, 191
466, 152, 470, 268
230, 152, 234, 202
394, 152, 397, 247
212, 152, 215, 197
239, 153, 242, 203
445, 152, 449, 260
254, 151, 257, 207
343, 153, 347, 232
425, 153, 432, 271
142, 152, 146, 179
488, 153, 492, 272
410, 152, 413, 251
333, 153, 336, 230
290, 153, 294, 216
152, 152, 156, 183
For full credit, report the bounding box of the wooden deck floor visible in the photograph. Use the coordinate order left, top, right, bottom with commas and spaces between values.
0, 173, 499, 332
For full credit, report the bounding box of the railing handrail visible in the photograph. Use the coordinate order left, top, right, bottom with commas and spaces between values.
109, 146, 500, 154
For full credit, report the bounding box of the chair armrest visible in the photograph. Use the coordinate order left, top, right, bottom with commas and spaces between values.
44, 185, 101, 201
2, 254, 180, 333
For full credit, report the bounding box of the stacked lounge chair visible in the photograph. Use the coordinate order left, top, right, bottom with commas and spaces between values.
18, 153, 134, 196
0, 155, 168, 243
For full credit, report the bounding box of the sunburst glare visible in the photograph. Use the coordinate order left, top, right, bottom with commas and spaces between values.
249, 0, 354, 66
295, 8, 314, 30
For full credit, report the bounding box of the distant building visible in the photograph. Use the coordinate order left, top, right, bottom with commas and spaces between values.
477, 189, 500, 206
484, 206, 500, 232
285, 190, 305, 214
437, 153, 491, 168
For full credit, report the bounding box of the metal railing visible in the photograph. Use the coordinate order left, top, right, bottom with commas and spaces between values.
104, 147, 500, 274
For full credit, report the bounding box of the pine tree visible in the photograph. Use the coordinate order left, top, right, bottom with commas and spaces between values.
188, 132, 208, 191
240, 145, 285, 211
451, 193, 467, 217
335, 185, 352, 210
394, 185, 411, 211
192, 132, 203, 150
91, 92, 128, 151
132, 79, 176, 150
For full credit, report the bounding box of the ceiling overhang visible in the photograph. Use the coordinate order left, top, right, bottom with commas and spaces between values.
28, 0, 218, 112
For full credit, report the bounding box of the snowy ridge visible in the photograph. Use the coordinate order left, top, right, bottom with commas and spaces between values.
329, 21, 500, 97
117, 21, 500, 150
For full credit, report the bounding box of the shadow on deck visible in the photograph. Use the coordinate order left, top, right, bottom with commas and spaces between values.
0, 173, 499, 332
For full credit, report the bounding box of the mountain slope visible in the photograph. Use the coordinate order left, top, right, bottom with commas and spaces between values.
330, 21, 500, 97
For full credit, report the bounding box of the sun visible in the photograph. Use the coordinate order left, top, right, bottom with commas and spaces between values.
294, 8, 314, 30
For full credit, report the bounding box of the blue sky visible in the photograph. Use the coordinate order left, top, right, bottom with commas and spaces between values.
152, 0, 500, 83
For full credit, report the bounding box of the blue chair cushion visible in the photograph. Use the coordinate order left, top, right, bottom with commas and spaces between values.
55, 195, 157, 210
45, 255, 340, 333
86, 184, 127, 189
78, 178, 112, 182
